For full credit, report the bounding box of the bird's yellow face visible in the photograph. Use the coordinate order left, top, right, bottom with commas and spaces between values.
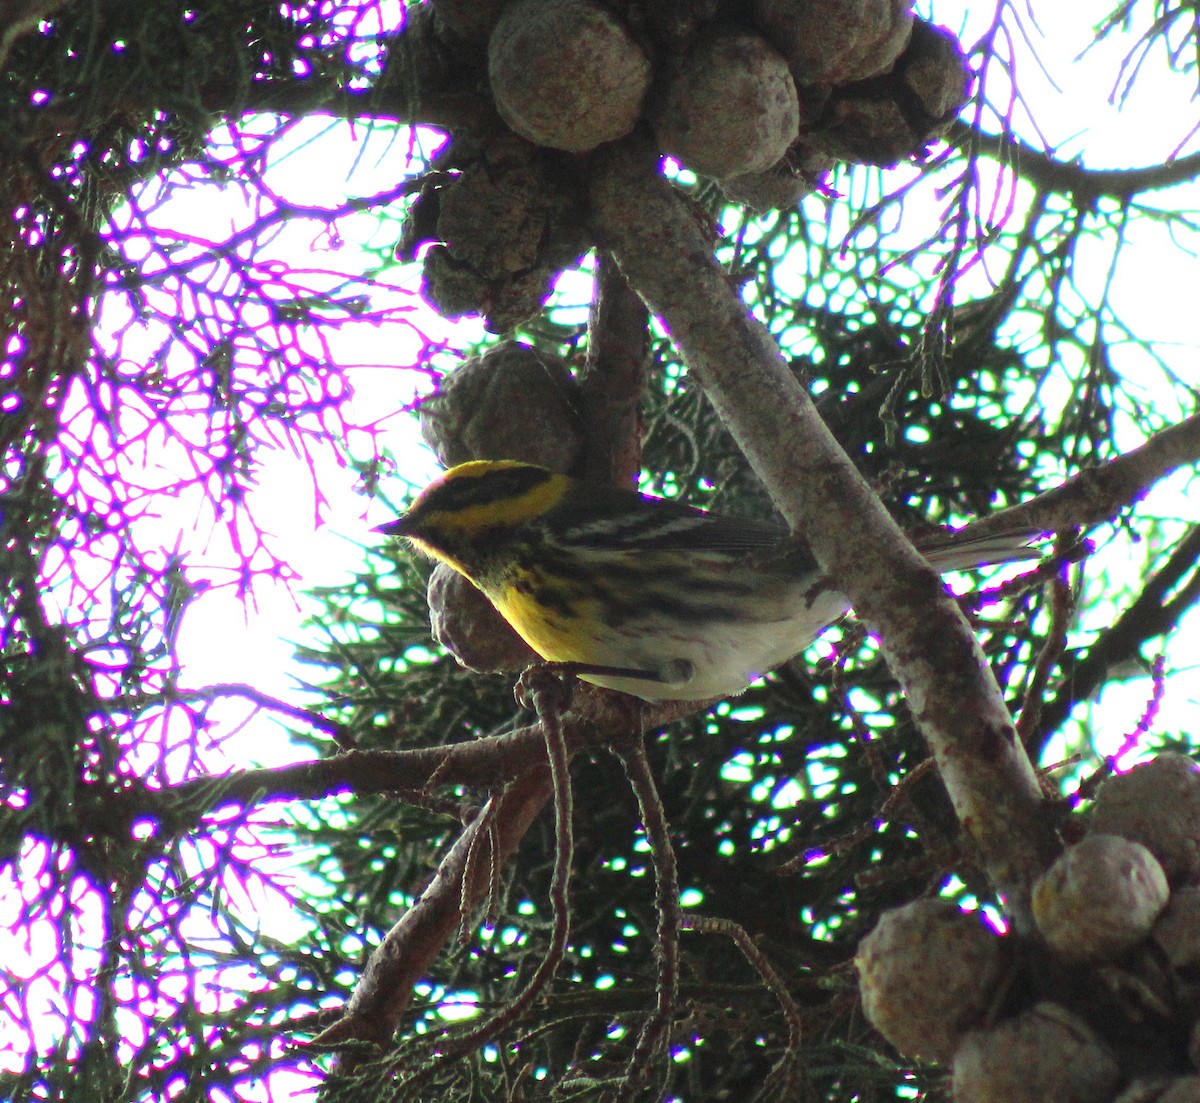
379, 461, 569, 583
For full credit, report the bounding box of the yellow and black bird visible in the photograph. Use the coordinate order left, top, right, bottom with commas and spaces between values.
380, 460, 1036, 701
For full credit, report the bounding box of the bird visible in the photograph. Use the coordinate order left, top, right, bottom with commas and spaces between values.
379, 459, 1038, 702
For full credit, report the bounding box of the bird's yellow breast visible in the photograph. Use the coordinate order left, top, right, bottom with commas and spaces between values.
490, 577, 594, 665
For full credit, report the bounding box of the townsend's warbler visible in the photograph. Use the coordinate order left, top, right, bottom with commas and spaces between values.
380, 460, 1036, 701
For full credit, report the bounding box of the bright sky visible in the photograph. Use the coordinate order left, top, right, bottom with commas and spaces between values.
131, 122, 478, 771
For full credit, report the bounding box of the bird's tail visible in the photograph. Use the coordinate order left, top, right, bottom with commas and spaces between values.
919, 529, 1043, 574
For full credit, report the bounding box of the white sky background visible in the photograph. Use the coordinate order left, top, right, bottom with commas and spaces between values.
153, 0, 1200, 777
146, 122, 482, 772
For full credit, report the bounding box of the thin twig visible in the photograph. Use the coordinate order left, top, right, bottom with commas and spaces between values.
1103, 653, 1168, 766
614, 735, 682, 1103
682, 915, 805, 1102
1032, 524, 1200, 752
104, 681, 351, 741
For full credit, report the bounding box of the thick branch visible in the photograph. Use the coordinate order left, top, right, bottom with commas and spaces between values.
320, 764, 555, 1048
140, 687, 697, 834
588, 141, 1056, 919
578, 253, 649, 486
347, 4, 494, 131
202, 4, 491, 131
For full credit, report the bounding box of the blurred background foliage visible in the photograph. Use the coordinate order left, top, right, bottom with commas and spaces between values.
1, 0, 1198, 1099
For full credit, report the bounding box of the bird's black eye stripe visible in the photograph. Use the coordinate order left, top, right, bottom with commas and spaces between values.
433, 465, 554, 513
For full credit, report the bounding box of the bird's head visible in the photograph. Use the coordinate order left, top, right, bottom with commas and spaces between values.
378, 460, 569, 579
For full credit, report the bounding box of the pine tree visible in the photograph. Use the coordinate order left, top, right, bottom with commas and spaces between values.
2, 2, 1200, 1100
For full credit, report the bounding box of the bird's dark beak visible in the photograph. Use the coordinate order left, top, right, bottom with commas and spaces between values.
374, 516, 411, 537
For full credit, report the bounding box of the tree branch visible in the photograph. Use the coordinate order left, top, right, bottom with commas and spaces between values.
578, 253, 649, 487
138, 686, 698, 835
201, 4, 492, 132
950, 121, 1200, 202
588, 139, 1057, 922
962, 411, 1200, 541
319, 764, 556, 1049
135, 684, 691, 1050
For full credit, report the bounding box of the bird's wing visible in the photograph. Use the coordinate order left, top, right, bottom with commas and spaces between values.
550, 485, 790, 555
554, 484, 1043, 569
